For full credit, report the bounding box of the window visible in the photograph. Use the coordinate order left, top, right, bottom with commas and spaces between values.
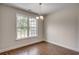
29, 17, 37, 37
16, 14, 38, 40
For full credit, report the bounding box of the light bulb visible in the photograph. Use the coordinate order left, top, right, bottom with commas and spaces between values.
36, 16, 39, 19
40, 16, 44, 20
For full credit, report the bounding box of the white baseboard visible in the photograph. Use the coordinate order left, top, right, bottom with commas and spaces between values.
0, 40, 44, 53
46, 40, 79, 52
0, 40, 79, 53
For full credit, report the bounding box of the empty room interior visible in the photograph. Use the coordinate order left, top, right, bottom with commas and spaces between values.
0, 3, 79, 55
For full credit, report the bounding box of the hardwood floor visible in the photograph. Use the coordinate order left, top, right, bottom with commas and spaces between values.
0, 41, 79, 55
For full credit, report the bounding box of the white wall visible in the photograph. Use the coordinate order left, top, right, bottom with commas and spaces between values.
0, 6, 1, 50
0, 5, 44, 53
77, 8, 79, 51
44, 7, 78, 51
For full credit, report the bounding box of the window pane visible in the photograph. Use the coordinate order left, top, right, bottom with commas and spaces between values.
29, 17, 37, 37
17, 29, 21, 39
17, 14, 28, 39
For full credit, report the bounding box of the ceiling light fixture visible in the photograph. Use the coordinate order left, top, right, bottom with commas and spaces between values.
36, 3, 44, 20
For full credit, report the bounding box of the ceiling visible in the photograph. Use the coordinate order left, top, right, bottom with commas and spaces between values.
3, 3, 79, 16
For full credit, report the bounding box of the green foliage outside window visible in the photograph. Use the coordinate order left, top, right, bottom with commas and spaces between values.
18, 16, 27, 33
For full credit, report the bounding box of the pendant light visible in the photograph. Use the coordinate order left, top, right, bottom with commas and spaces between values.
36, 3, 44, 20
